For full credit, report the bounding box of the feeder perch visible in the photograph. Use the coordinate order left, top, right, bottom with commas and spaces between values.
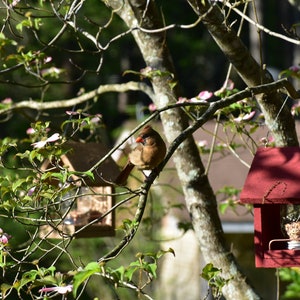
39, 141, 119, 238
240, 147, 300, 268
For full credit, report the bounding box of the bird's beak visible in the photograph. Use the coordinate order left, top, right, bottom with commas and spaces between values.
136, 136, 144, 143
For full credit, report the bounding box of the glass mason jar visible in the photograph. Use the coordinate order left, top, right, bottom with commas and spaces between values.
280, 204, 300, 250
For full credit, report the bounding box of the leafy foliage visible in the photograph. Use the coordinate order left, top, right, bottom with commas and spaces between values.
201, 263, 231, 300
279, 268, 300, 299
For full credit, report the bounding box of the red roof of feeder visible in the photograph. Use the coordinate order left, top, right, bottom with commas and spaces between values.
240, 147, 300, 204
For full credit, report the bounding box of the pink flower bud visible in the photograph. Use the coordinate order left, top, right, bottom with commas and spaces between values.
1, 235, 8, 244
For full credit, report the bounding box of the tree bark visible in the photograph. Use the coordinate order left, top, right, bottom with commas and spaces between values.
103, 0, 263, 299
189, 0, 298, 147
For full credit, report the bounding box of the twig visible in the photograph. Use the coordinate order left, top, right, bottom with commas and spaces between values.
224, 1, 300, 45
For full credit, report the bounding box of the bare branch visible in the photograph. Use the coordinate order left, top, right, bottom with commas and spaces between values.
0, 81, 155, 115
224, 1, 300, 45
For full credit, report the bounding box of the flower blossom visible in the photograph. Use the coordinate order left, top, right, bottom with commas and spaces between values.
214, 79, 235, 96
223, 79, 235, 91
39, 285, 73, 295
41, 67, 63, 77
26, 128, 36, 135
289, 65, 300, 72
198, 140, 208, 148
0, 235, 9, 245
2, 98, 12, 104
177, 91, 213, 104
91, 114, 102, 124
66, 110, 78, 116
291, 102, 300, 116
31, 133, 61, 149
44, 56, 52, 64
148, 103, 157, 112
197, 91, 213, 101
260, 136, 275, 146
0, 229, 11, 245
234, 111, 256, 123
177, 97, 189, 103
27, 186, 36, 196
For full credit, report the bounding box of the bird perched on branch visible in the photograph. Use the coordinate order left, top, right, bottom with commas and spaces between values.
115, 125, 166, 185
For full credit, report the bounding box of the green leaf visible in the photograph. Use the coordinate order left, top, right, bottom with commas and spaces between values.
219, 202, 230, 214
84, 170, 94, 181
123, 266, 137, 282
146, 263, 157, 278
156, 248, 175, 259
43, 172, 67, 183
201, 263, 221, 281
11, 178, 27, 193
1, 283, 12, 298
73, 262, 100, 297
14, 269, 39, 292
111, 265, 125, 282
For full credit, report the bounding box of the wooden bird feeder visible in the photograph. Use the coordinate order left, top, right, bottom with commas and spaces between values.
240, 147, 300, 267
39, 141, 119, 239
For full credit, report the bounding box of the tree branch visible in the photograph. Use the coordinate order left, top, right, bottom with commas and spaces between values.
224, 1, 300, 45
191, 0, 299, 147
96, 78, 297, 275
0, 81, 155, 115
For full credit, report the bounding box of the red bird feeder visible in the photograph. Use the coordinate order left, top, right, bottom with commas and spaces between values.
240, 147, 300, 268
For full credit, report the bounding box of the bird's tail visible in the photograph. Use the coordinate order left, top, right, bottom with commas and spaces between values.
115, 162, 135, 185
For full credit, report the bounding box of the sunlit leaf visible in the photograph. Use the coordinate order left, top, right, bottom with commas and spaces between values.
73, 262, 100, 297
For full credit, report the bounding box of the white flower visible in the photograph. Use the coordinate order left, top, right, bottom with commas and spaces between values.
46, 133, 61, 142
234, 111, 255, 123
39, 285, 73, 295
198, 140, 208, 148
31, 133, 61, 149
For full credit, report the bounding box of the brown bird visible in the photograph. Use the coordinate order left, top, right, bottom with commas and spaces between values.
115, 125, 166, 185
